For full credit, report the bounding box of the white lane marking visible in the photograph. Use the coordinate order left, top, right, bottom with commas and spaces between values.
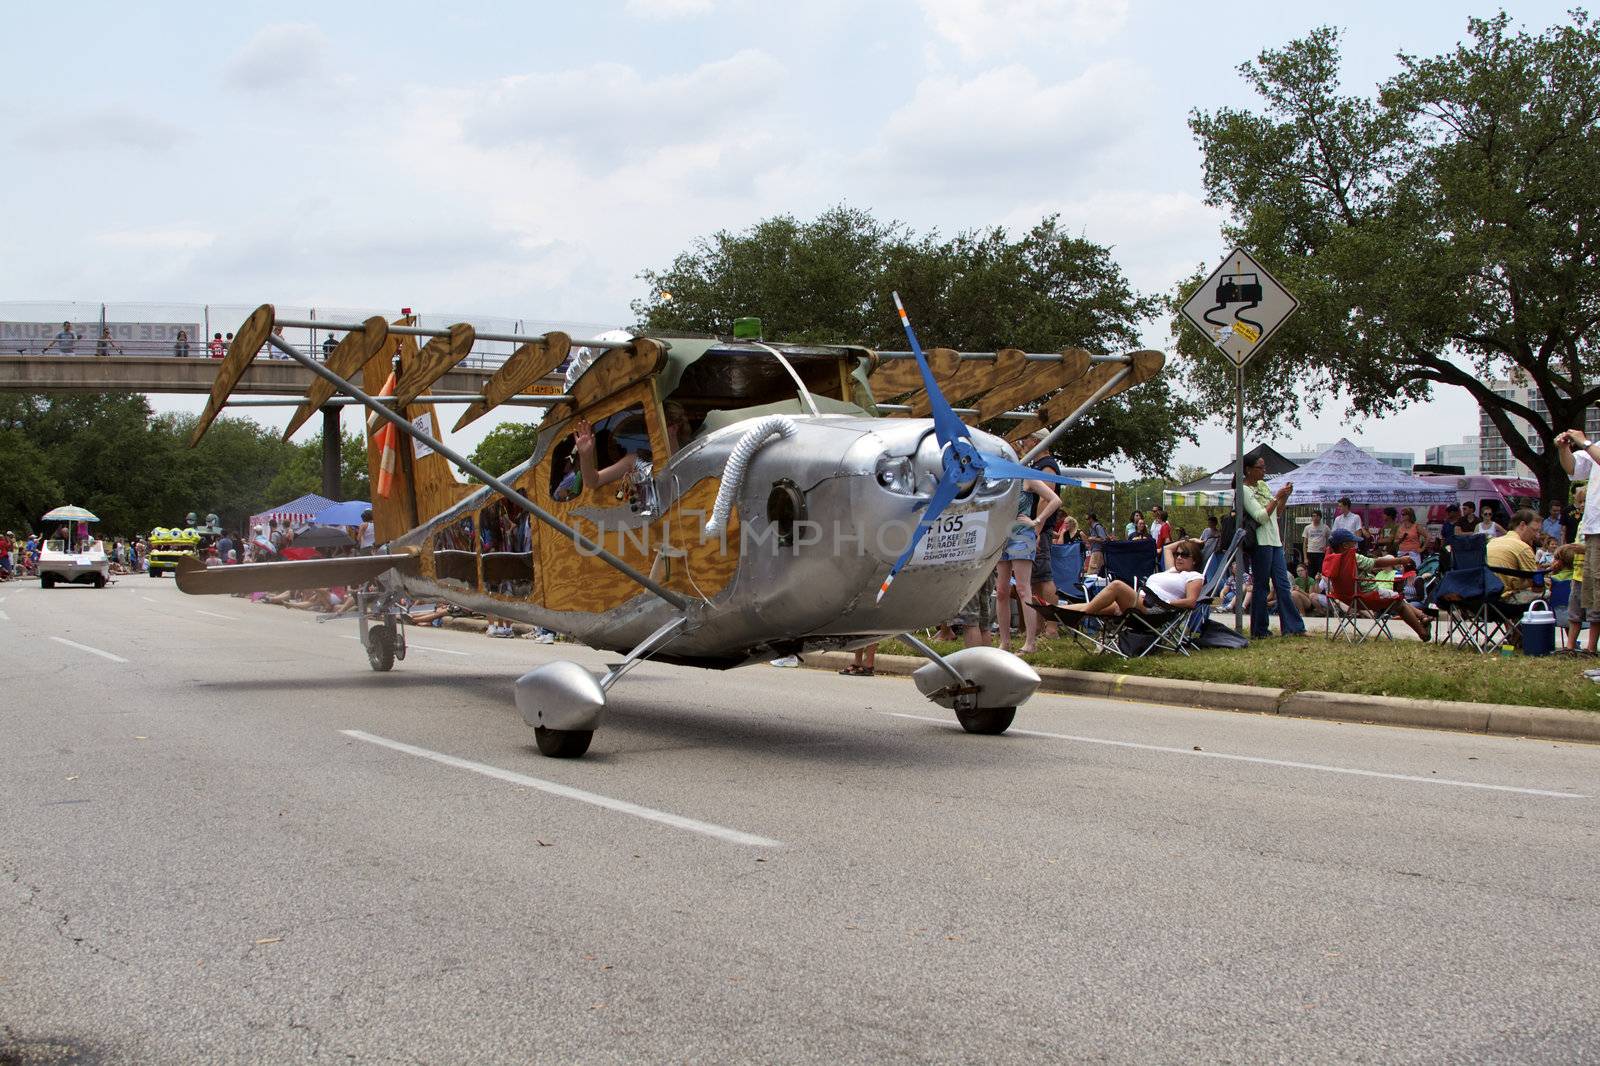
339, 634, 471, 656
885, 713, 1588, 800
49, 637, 129, 664
194, 609, 236, 621
341, 730, 781, 847
0, 609, 9, 621
140, 596, 159, 604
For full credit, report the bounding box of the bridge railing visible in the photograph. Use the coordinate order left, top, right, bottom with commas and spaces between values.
0, 300, 620, 373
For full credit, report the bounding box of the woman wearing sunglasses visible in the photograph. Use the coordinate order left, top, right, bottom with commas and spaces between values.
1061, 539, 1207, 620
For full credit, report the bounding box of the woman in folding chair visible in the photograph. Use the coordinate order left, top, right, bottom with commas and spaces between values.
1060, 538, 1207, 623
1324, 529, 1432, 641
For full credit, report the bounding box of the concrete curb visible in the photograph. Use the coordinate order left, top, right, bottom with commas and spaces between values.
804, 651, 1600, 744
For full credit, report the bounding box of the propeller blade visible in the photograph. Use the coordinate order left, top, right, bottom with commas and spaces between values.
876, 471, 968, 604
891, 292, 967, 451
977, 456, 1088, 487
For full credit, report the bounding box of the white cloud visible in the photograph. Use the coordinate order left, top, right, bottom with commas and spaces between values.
919, 0, 1130, 60
225, 23, 331, 92
862, 62, 1139, 190
460, 50, 782, 150
625, 0, 714, 18
16, 107, 185, 152
96, 228, 217, 252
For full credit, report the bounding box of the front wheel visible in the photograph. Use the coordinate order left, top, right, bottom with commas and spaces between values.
956, 706, 1016, 735
41, 574, 55, 589
367, 626, 396, 672
149, 569, 161, 578
534, 727, 593, 759
93, 574, 107, 589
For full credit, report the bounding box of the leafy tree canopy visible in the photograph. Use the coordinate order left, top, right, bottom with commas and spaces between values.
1180, 12, 1600, 503
469, 422, 542, 481
634, 205, 1198, 474
0, 394, 360, 536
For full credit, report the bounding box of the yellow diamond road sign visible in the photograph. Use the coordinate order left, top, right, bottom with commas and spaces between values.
1181, 248, 1298, 368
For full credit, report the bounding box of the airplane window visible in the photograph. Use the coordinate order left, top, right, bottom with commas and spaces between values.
549, 405, 654, 509
432, 515, 476, 590
480, 498, 533, 598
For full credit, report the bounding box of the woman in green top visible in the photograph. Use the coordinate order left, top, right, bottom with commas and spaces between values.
1241, 453, 1306, 638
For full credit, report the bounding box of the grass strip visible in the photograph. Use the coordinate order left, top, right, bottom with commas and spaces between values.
876, 633, 1600, 713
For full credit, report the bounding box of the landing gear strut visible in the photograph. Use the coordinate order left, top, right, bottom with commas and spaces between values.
900, 634, 1039, 737
357, 591, 406, 673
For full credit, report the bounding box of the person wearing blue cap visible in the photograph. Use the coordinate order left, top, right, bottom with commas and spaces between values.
1241, 452, 1306, 639
1326, 528, 1432, 639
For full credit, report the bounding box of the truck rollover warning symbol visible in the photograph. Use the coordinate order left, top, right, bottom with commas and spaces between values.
1181, 249, 1298, 368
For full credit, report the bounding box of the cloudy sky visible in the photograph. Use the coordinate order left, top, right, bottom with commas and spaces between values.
2, 0, 1577, 469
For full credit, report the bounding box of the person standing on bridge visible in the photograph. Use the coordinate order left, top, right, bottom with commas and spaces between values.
41, 321, 77, 355
95, 328, 123, 357
209, 333, 225, 358
173, 330, 191, 357
322, 333, 338, 361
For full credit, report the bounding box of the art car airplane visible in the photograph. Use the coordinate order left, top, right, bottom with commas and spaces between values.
180, 302, 1163, 758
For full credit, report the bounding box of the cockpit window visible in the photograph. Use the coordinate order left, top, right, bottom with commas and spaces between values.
548, 404, 656, 507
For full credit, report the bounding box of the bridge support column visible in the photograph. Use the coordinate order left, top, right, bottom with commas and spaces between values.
321, 406, 341, 500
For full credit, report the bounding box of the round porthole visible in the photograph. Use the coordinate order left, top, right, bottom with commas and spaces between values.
766, 480, 806, 547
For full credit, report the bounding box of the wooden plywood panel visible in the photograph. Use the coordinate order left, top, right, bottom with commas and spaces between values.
971, 348, 1091, 423
395, 323, 475, 408
190, 304, 274, 445
283, 316, 391, 440
406, 402, 474, 522
537, 474, 740, 614
571, 337, 667, 410
365, 321, 420, 544
453, 332, 572, 431
1004, 350, 1165, 442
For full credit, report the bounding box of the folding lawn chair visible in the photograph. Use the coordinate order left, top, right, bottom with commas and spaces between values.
1322, 550, 1401, 644
1429, 534, 1508, 652
1137, 530, 1247, 656
1047, 538, 1160, 658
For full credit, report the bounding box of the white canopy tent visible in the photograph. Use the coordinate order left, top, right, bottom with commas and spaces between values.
1266, 438, 1457, 506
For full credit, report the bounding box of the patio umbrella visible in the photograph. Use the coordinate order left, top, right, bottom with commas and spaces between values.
41, 505, 100, 522
313, 500, 371, 527
291, 525, 356, 549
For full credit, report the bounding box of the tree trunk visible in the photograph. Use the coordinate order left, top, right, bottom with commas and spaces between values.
1531, 447, 1572, 512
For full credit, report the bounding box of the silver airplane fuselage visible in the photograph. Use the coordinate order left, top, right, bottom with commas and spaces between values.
381, 413, 1023, 666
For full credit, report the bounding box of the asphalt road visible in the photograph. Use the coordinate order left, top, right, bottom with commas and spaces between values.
3, 576, 1598, 1063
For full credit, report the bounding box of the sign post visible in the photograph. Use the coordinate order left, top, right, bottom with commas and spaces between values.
1181, 248, 1299, 633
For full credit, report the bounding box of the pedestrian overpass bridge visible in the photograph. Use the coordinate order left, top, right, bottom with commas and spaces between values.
0, 353, 520, 397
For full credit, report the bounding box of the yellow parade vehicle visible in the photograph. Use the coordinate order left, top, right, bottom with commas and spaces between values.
148, 526, 202, 577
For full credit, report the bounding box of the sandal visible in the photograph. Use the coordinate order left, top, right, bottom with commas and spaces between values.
839, 665, 867, 675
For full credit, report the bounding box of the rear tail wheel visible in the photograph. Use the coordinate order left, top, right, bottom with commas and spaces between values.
41, 574, 55, 589
534, 727, 593, 758
956, 706, 1016, 735
93, 575, 107, 589
367, 626, 396, 672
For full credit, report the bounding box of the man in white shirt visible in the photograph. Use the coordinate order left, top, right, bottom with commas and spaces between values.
1332, 497, 1364, 538
1559, 428, 1600, 654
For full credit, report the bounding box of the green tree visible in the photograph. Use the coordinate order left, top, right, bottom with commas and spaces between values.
263, 431, 370, 504
1182, 13, 1600, 504
635, 207, 1198, 474
469, 422, 542, 479
0, 427, 63, 532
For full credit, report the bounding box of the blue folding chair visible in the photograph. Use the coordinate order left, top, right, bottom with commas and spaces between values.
1429, 534, 1509, 652
1052, 539, 1161, 658
1141, 530, 1247, 656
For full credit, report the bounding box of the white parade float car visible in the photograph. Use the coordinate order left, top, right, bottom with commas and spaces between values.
37, 538, 110, 589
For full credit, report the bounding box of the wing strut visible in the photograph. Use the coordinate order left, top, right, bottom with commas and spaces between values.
265, 334, 691, 613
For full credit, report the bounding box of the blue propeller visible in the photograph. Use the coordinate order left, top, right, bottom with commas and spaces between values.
876, 292, 1092, 603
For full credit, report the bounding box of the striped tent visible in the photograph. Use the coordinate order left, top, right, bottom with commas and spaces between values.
249, 492, 336, 531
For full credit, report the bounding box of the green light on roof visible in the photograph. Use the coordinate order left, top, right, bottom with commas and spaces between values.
732, 317, 763, 340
